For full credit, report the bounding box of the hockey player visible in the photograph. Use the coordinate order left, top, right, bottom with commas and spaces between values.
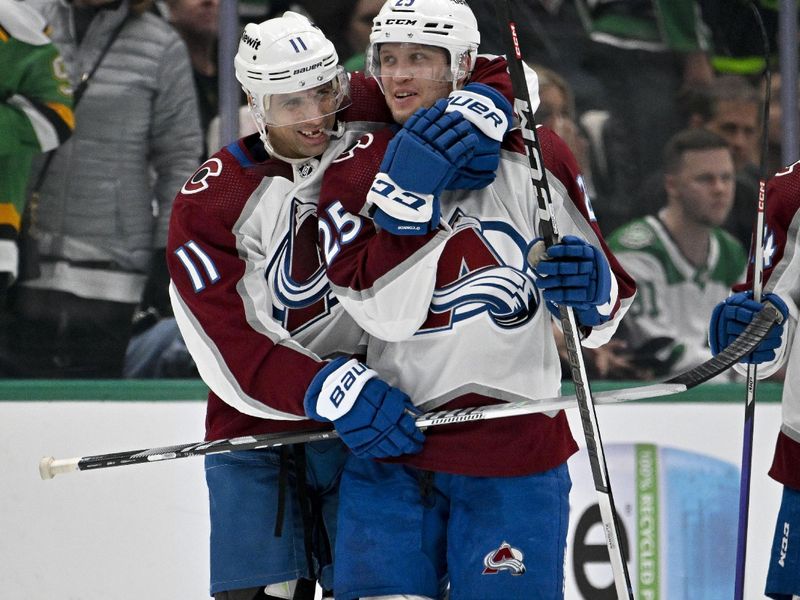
607, 129, 747, 378
168, 10, 516, 600
308, 0, 636, 597
708, 160, 798, 600
0, 0, 73, 295
167, 14, 422, 600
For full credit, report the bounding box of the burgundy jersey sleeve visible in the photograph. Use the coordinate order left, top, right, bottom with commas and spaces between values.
168, 138, 325, 434
317, 128, 452, 341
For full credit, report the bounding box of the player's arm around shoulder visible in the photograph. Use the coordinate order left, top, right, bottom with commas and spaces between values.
168, 146, 324, 420
318, 128, 451, 342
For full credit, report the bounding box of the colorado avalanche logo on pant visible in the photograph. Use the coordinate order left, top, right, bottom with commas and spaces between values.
483, 541, 526, 575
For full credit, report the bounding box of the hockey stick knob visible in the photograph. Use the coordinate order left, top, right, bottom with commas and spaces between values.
39, 456, 79, 480
39, 456, 56, 480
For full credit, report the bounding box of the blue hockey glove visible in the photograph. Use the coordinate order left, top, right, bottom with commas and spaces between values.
445, 83, 514, 190
530, 235, 613, 326
304, 357, 425, 459
370, 98, 478, 235
709, 291, 788, 364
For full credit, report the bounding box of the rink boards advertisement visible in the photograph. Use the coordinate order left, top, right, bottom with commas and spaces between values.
0, 381, 786, 599
566, 443, 738, 599
564, 400, 783, 600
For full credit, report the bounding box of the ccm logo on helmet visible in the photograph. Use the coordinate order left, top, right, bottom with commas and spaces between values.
293, 60, 324, 75
384, 18, 417, 25
242, 32, 261, 50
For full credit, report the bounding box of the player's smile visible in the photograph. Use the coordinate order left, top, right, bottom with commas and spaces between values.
297, 125, 328, 144
389, 86, 420, 111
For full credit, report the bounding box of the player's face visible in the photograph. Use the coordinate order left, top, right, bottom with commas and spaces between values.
264, 85, 339, 159
705, 100, 759, 171
378, 43, 454, 124
667, 148, 736, 227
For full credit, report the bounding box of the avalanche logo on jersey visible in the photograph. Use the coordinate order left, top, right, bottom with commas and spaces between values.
182, 158, 222, 194
268, 197, 337, 333
421, 210, 539, 333
482, 541, 526, 575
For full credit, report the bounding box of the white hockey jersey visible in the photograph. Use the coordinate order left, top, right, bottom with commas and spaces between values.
318, 125, 636, 476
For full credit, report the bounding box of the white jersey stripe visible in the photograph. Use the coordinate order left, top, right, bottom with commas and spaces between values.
174, 246, 205, 292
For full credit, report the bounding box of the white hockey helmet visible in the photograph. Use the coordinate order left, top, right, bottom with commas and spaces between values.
234, 12, 350, 132
366, 0, 480, 87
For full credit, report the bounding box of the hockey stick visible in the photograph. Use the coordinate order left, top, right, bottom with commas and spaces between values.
37, 386, 673, 481
495, 2, 634, 596
38, 303, 781, 481
735, 4, 773, 598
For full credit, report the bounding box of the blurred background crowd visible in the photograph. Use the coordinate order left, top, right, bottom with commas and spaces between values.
1, 0, 798, 382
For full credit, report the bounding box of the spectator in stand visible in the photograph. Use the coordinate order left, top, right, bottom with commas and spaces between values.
0, 0, 201, 378
532, 64, 596, 205
161, 0, 220, 155
698, 0, 779, 77
342, 0, 382, 72
692, 75, 761, 177
607, 129, 747, 380
637, 74, 762, 250
121, 0, 221, 378
0, 0, 73, 303
575, 0, 715, 181
501, 1, 715, 236
692, 75, 762, 249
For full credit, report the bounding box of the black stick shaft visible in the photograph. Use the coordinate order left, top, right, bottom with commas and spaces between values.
494, 1, 633, 597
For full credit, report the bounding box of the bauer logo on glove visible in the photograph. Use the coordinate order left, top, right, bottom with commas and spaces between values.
304, 357, 425, 459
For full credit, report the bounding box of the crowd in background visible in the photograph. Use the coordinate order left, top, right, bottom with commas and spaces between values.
1, 0, 797, 381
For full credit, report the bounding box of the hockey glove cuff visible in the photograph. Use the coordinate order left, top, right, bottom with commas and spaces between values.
369, 173, 441, 235
368, 99, 478, 234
